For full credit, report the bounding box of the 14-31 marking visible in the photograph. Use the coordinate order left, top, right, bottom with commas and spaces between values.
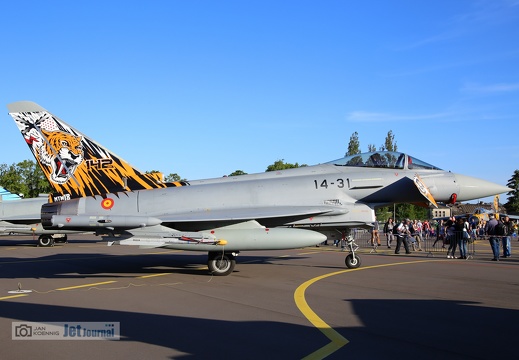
314, 179, 345, 189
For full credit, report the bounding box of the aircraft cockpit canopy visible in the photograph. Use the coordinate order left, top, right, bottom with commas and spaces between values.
327, 151, 442, 170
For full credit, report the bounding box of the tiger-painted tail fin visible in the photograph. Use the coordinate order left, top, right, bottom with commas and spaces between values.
7, 101, 187, 201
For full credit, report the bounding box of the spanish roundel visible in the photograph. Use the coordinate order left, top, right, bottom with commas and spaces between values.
101, 198, 114, 210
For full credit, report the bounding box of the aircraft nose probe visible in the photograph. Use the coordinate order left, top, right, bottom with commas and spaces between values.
453, 173, 511, 201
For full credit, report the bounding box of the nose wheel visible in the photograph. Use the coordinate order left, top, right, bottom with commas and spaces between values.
345, 253, 361, 269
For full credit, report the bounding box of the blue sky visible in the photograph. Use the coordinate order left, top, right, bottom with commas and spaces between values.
1, 1, 518, 203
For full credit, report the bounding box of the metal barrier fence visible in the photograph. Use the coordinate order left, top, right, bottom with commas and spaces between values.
323, 229, 480, 259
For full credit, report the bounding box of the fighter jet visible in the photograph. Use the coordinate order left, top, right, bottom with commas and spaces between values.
1, 186, 23, 200
0, 186, 70, 245
6, 101, 510, 275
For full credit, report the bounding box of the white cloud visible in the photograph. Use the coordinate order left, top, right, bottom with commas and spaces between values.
461, 82, 519, 94
393, 1, 519, 53
346, 111, 452, 122
453, 0, 519, 26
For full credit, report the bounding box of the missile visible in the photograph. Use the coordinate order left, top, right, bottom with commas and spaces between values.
159, 227, 326, 252
209, 227, 327, 250
45, 215, 162, 230
106, 225, 326, 252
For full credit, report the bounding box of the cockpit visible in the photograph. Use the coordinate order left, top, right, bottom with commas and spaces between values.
326, 151, 442, 170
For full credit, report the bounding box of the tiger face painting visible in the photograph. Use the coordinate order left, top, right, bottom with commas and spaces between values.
38, 129, 84, 184
10, 103, 182, 199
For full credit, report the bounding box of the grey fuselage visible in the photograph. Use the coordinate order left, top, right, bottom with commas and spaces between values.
42, 152, 501, 234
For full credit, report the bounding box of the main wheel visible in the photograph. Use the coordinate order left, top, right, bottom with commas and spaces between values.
207, 252, 236, 276
345, 254, 361, 269
38, 235, 54, 247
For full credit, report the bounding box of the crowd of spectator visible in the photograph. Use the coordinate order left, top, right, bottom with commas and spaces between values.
381, 215, 517, 260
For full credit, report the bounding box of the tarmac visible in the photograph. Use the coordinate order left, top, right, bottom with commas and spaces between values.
1, 233, 518, 359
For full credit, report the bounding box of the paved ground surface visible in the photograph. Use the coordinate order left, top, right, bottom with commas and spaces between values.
1, 234, 518, 359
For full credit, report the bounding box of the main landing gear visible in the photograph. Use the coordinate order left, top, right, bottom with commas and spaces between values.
207, 251, 238, 276
37, 235, 54, 247
37, 234, 68, 247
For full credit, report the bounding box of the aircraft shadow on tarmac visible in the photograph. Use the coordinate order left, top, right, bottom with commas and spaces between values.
1, 297, 518, 359
0, 238, 101, 247
0, 251, 319, 279
343, 298, 519, 359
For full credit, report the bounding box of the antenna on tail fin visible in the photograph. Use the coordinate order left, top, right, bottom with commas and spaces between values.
7, 101, 187, 201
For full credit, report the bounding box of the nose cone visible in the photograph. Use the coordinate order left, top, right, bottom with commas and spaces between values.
454, 173, 510, 201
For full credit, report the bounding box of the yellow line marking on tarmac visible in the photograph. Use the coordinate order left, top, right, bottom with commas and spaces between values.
0, 247, 185, 296
0, 294, 29, 301
56, 281, 117, 291
295, 259, 435, 360
138, 273, 170, 279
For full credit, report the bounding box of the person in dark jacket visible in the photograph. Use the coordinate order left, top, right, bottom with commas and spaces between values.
383, 218, 395, 249
445, 219, 456, 258
485, 214, 500, 261
455, 217, 468, 259
502, 216, 512, 258
394, 219, 411, 255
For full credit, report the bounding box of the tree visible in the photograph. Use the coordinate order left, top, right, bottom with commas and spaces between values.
396, 203, 415, 220
229, 170, 247, 176
385, 203, 429, 221
0, 163, 21, 195
266, 160, 307, 172
375, 203, 429, 223
145, 171, 187, 183
375, 206, 393, 223
0, 160, 50, 197
345, 130, 398, 155
145, 170, 165, 183
504, 170, 519, 214
382, 130, 398, 152
19, 160, 51, 197
165, 173, 183, 182
345, 132, 361, 156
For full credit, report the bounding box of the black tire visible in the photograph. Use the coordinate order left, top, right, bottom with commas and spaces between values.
207, 252, 236, 276
345, 254, 361, 269
38, 235, 54, 247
